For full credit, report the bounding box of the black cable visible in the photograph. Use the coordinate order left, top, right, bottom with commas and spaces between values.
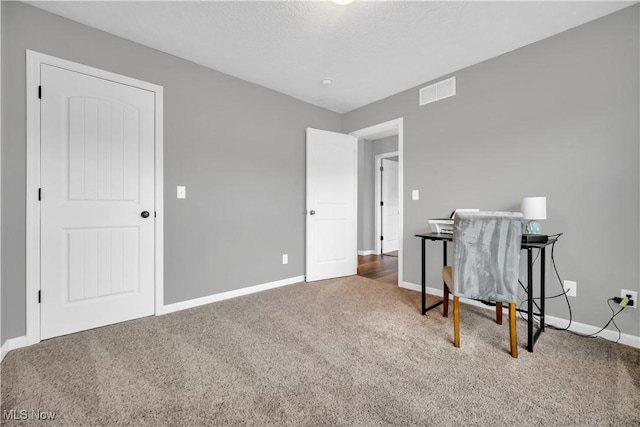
611, 305, 623, 343
580, 298, 625, 340
517, 234, 571, 328
515, 234, 624, 340
517, 247, 542, 323
545, 238, 573, 331
542, 240, 571, 297
543, 234, 626, 340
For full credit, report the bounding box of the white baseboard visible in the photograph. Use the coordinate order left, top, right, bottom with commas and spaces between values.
158, 275, 306, 315
399, 282, 425, 293
401, 281, 640, 349
543, 314, 640, 348
358, 250, 376, 256
0, 335, 28, 363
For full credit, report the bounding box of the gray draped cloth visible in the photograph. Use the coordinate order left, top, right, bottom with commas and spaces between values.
451, 211, 524, 303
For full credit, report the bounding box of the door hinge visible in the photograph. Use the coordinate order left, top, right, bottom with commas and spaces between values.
38, 188, 42, 201
380, 236, 384, 240
154, 211, 157, 218
380, 201, 384, 206
38, 290, 41, 303
38, 86, 42, 99
380, 166, 384, 172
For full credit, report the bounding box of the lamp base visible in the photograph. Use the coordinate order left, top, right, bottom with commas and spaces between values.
525, 220, 542, 235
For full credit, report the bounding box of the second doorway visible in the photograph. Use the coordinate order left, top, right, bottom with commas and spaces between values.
357, 135, 399, 285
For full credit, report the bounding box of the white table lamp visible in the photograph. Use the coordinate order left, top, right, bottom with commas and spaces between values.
521, 197, 547, 234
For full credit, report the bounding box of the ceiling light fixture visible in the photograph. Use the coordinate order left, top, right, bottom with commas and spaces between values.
321, 77, 333, 86
331, 0, 354, 5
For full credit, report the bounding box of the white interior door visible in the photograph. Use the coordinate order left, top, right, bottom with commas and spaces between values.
306, 128, 357, 282
40, 64, 156, 339
381, 158, 399, 253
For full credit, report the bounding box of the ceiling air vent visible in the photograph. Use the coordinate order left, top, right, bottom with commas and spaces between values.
419, 76, 456, 106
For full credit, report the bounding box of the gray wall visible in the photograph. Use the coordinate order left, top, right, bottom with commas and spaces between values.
1, 2, 341, 341
344, 5, 640, 336
357, 136, 398, 252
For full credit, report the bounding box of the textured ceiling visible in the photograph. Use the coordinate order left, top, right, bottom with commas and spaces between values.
27, 1, 635, 113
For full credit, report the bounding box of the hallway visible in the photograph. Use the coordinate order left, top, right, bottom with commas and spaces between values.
357, 252, 398, 286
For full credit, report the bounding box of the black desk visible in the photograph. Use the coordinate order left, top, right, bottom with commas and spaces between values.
415, 232, 557, 352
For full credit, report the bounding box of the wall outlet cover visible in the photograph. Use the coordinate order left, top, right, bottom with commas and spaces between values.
621, 289, 638, 309
564, 280, 577, 297
177, 186, 186, 199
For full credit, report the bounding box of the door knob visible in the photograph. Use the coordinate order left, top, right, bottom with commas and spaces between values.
141, 211, 150, 218
310, 210, 316, 215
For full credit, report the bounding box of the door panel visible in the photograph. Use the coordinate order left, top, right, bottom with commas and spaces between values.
306, 128, 357, 282
68, 97, 139, 201
381, 158, 399, 253
41, 64, 155, 339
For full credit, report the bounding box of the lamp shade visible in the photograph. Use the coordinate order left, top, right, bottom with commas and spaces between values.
521, 197, 547, 220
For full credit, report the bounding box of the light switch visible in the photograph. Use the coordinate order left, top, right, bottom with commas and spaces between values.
177, 186, 186, 199
412, 190, 419, 201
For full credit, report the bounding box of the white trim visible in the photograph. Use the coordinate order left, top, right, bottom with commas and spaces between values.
25, 50, 164, 345
350, 118, 404, 286
374, 151, 399, 255
0, 336, 28, 363
401, 281, 640, 349
158, 276, 305, 315
154, 89, 165, 316
353, 134, 359, 276
26, 51, 41, 346
358, 250, 376, 256
544, 314, 640, 348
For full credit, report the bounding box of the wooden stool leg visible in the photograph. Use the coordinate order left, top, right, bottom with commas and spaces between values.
496, 301, 503, 325
443, 285, 449, 317
509, 303, 518, 358
453, 296, 460, 348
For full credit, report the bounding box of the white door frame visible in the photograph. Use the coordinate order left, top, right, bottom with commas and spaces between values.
0, 4, 3, 352
375, 151, 399, 255
350, 118, 403, 285
26, 50, 164, 345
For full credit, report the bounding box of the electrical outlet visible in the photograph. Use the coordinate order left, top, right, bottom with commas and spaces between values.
564, 280, 577, 297
282, 254, 288, 265
621, 289, 637, 309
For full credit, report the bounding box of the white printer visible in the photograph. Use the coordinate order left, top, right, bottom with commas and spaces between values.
428, 209, 479, 234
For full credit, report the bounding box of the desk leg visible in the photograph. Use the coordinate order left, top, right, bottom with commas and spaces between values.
419, 238, 445, 315
540, 248, 546, 333
443, 241, 449, 317
527, 248, 534, 353
421, 238, 426, 315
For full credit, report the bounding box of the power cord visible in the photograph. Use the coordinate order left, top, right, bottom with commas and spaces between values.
517, 233, 629, 342
577, 298, 625, 343
517, 234, 573, 331
545, 237, 573, 331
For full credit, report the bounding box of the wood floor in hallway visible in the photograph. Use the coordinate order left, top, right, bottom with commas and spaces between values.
357, 252, 398, 285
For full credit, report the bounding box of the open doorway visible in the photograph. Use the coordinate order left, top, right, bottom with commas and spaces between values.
350, 119, 403, 286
